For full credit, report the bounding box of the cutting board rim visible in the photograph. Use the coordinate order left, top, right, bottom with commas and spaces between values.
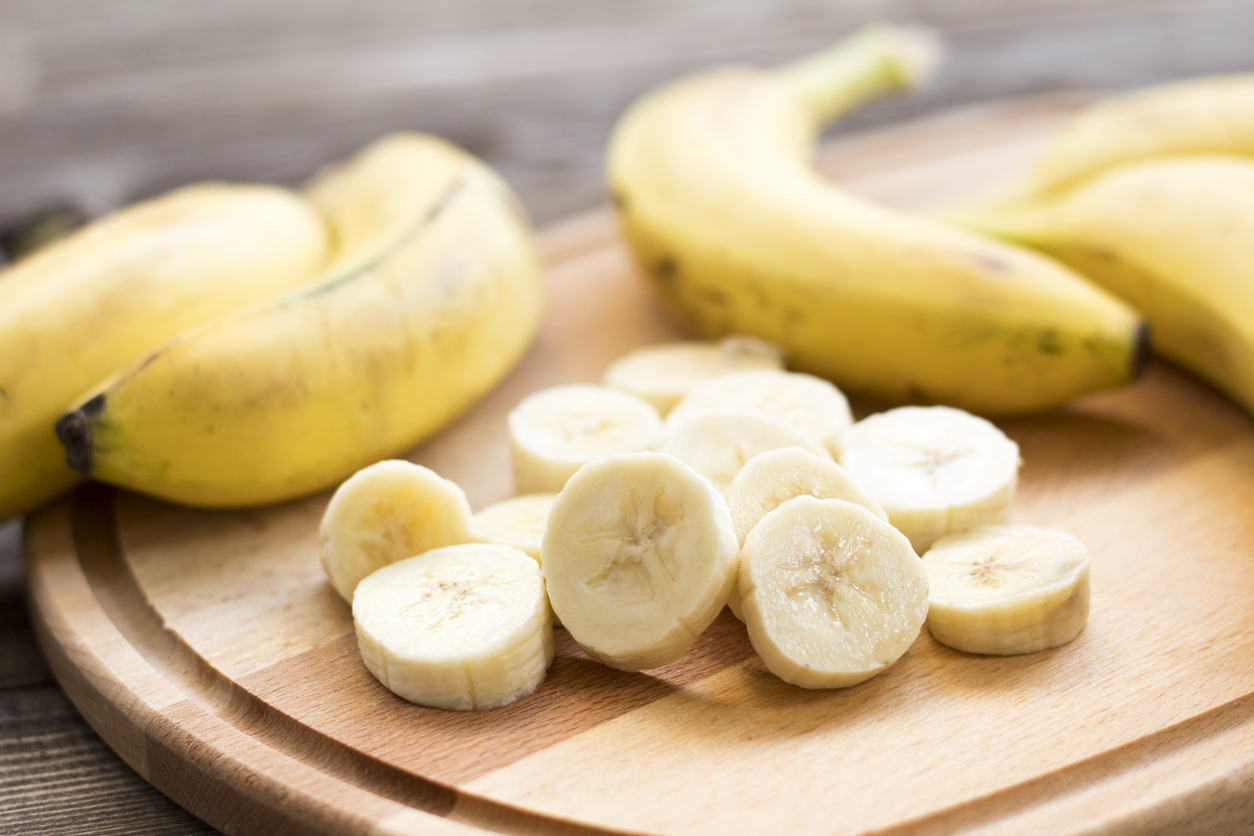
25, 95, 1254, 836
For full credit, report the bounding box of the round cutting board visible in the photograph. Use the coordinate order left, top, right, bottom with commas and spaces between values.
26, 97, 1254, 836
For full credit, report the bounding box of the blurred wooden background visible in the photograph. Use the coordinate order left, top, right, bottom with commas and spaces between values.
2, 0, 1253, 833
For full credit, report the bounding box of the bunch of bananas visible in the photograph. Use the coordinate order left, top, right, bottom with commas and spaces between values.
0, 134, 543, 518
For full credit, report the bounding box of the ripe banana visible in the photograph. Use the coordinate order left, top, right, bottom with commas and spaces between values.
659, 408, 830, 496
603, 334, 784, 414
607, 26, 1146, 416
471, 493, 557, 564
835, 406, 1020, 554
56, 134, 544, 507
739, 495, 928, 688
1004, 75, 1254, 196
353, 543, 554, 710
0, 183, 329, 521
921, 525, 1090, 655
665, 369, 853, 453
508, 384, 662, 494
541, 451, 738, 670
947, 156, 1254, 417
320, 460, 474, 603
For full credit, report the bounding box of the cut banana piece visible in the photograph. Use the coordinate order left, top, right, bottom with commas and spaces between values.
660, 408, 830, 496
471, 493, 557, 563
353, 543, 554, 710
835, 406, 1020, 555
508, 384, 662, 494
603, 335, 785, 415
922, 525, 1090, 655
740, 496, 928, 688
541, 451, 738, 670
320, 460, 474, 603
723, 446, 887, 621
666, 369, 853, 452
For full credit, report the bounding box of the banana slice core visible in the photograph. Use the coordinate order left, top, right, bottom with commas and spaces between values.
836, 405, 1020, 554
740, 495, 928, 688
541, 451, 738, 670
922, 525, 1090, 655
353, 544, 554, 710
319, 460, 474, 602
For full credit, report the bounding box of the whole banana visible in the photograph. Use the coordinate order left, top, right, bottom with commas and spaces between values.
56, 134, 544, 508
942, 77, 1254, 417
0, 184, 330, 520
607, 26, 1146, 416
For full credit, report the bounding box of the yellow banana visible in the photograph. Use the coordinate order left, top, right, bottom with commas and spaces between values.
56, 134, 544, 508
0, 184, 329, 520
1015, 75, 1254, 195
606, 26, 1146, 416
948, 155, 1254, 416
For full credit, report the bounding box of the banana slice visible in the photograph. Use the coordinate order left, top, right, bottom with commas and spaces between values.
353, 543, 554, 710
470, 493, 557, 563
320, 460, 474, 603
508, 384, 663, 494
603, 335, 785, 415
660, 408, 831, 496
835, 406, 1020, 554
740, 496, 929, 688
666, 369, 853, 451
723, 446, 887, 620
541, 451, 738, 670
922, 525, 1090, 655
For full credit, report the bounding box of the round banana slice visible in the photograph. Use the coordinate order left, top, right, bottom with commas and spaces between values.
508, 384, 662, 494
320, 460, 474, 603
541, 451, 738, 671
666, 369, 853, 451
470, 493, 557, 563
603, 335, 785, 415
835, 406, 1020, 555
723, 446, 888, 621
353, 544, 554, 710
740, 496, 929, 688
660, 408, 831, 496
922, 525, 1090, 655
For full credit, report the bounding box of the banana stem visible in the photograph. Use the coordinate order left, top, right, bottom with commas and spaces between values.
776, 25, 943, 127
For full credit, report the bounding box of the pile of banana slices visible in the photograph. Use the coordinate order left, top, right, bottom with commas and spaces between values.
322, 336, 1091, 711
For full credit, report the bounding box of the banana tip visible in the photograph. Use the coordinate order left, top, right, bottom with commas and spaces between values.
55, 394, 105, 473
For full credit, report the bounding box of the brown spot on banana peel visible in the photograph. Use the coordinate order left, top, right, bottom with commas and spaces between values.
56, 393, 106, 473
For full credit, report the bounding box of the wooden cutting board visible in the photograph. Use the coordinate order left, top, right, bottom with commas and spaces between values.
26, 97, 1254, 836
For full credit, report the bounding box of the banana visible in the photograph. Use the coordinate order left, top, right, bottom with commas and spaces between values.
319, 460, 474, 603
55, 134, 544, 507
541, 451, 738, 671
471, 493, 558, 564
921, 525, 1090, 655
834, 406, 1020, 555
739, 495, 928, 688
659, 407, 830, 496
948, 156, 1254, 417
665, 369, 853, 453
353, 543, 554, 710
725, 446, 886, 546
1008, 75, 1254, 196
603, 334, 785, 415
507, 384, 662, 494
0, 183, 329, 520
723, 445, 887, 621
607, 25, 1146, 416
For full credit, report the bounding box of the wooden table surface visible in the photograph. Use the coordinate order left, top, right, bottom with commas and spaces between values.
3, 1, 1254, 833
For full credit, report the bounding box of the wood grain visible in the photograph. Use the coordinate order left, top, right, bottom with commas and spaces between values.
24, 99, 1254, 835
